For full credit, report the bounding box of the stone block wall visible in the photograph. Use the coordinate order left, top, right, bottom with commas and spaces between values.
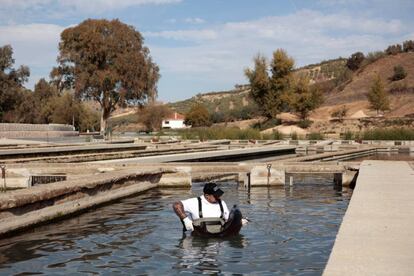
0, 123, 78, 138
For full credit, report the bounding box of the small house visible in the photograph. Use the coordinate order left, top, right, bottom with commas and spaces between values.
162, 112, 189, 129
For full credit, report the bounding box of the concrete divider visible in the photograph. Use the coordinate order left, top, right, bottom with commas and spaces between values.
249, 165, 285, 186
0, 168, 177, 237
324, 161, 414, 275
158, 166, 191, 187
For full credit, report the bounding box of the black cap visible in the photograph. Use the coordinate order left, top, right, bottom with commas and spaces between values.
203, 182, 224, 197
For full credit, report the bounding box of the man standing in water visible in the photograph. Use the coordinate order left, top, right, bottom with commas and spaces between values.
173, 182, 230, 231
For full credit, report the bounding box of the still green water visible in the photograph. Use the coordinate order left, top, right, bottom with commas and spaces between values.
0, 180, 351, 275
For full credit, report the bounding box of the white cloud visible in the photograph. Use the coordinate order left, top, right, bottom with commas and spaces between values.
0, 23, 63, 44
0, 0, 182, 20
184, 17, 205, 24
145, 10, 410, 100
0, 8, 410, 99
145, 29, 217, 41
0, 0, 181, 9
58, 0, 182, 13
0, 23, 65, 87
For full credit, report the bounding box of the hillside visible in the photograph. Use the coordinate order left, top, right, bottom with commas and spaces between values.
312, 52, 414, 120
112, 51, 414, 134
168, 86, 252, 114
169, 52, 414, 119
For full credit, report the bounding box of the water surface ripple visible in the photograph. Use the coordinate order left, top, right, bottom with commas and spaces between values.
0, 179, 351, 275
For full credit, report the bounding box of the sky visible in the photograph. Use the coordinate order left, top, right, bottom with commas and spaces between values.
0, 0, 413, 103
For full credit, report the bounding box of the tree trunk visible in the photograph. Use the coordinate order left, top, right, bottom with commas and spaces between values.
100, 107, 111, 136
100, 109, 106, 136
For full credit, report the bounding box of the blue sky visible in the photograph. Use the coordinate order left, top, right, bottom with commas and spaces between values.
0, 0, 413, 102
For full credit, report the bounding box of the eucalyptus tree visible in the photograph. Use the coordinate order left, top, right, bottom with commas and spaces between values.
51, 19, 160, 135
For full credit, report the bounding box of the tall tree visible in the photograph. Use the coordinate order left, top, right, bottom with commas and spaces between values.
290, 77, 323, 121
245, 54, 269, 110
268, 49, 294, 116
367, 75, 389, 114
184, 103, 211, 127
33, 78, 59, 123
51, 19, 160, 135
245, 49, 294, 118
137, 103, 172, 132
0, 45, 30, 122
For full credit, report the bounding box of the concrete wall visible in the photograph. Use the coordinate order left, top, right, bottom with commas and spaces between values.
0, 168, 178, 237
0, 123, 78, 138
0, 123, 75, 131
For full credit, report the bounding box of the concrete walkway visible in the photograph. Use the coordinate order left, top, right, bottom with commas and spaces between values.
91, 145, 296, 163
324, 161, 414, 275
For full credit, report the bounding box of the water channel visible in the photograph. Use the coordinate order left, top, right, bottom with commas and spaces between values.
0, 179, 352, 275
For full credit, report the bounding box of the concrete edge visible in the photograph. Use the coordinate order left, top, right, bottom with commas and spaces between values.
0, 168, 176, 210
0, 181, 157, 237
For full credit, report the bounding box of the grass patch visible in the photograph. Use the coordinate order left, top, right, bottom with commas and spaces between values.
361, 127, 414, 140
342, 130, 355, 140
252, 118, 281, 131
307, 132, 324, 140
177, 127, 277, 140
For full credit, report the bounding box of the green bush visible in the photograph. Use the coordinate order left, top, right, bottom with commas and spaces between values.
342, 130, 355, 140
184, 103, 212, 127
361, 128, 414, 140
297, 119, 312, 129
262, 130, 283, 140
346, 52, 365, 71
390, 65, 407, 81
178, 127, 263, 140
364, 51, 385, 65
307, 132, 324, 140
385, 44, 403, 55
252, 118, 281, 131
403, 40, 414, 52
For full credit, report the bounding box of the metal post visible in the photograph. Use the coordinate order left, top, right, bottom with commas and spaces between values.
1, 165, 6, 191
289, 176, 293, 186
266, 164, 272, 186
247, 172, 251, 192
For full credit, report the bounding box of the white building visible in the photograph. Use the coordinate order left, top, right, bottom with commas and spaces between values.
162, 112, 189, 129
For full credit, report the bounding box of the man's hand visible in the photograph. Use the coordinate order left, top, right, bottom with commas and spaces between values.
182, 217, 194, 231
242, 218, 249, 225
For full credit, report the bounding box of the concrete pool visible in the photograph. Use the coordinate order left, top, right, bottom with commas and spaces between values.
0, 180, 351, 275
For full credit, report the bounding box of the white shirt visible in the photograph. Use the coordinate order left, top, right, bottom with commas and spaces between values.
181, 195, 230, 221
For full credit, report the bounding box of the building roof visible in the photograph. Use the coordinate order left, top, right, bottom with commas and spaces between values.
165, 112, 185, 120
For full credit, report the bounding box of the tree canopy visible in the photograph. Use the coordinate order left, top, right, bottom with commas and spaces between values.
137, 103, 172, 132
367, 75, 389, 114
290, 76, 323, 120
51, 19, 160, 135
346, 52, 365, 71
0, 45, 30, 122
245, 49, 294, 119
184, 103, 212, 127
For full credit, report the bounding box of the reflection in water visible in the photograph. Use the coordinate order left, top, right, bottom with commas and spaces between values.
176, 233, 247, 274
0, 178, 351, 275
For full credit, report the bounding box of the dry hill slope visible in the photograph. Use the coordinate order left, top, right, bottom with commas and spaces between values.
312, 52, 414, 120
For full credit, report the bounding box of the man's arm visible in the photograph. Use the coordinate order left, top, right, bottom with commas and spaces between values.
173, 201, 187, 220
173, 201, 194, 231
